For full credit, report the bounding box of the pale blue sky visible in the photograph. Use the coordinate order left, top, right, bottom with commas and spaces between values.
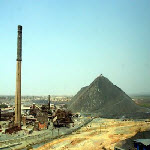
0, 0, 150, 96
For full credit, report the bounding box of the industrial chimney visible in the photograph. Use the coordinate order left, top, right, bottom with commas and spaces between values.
48, 95, 50, 110
15, 25, 22, 128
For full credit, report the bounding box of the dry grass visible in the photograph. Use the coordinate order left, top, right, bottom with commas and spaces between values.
35, 119, 150, 150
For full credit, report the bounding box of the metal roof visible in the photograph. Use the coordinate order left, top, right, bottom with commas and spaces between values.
134, 139, 150, 146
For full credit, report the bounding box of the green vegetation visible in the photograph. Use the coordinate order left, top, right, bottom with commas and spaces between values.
0, 104, 8, 108
137, 103, 150, 108
132, 95, 150, 108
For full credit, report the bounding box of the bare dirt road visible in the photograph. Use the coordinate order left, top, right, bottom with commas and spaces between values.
35, 118, 150, 150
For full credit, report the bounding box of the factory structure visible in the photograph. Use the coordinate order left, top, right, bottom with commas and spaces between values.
0, 25, 74, 134
0, 25, 150, 150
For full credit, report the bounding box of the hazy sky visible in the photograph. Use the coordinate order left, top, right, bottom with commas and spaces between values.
0, 0, 150, 96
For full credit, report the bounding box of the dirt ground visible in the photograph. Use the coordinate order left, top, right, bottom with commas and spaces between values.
35, 118, 150, 150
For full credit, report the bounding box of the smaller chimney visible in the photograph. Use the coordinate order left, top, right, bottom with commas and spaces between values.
0, 108, 1, 121
48, 95, 50, 110
33, 103, 35, 110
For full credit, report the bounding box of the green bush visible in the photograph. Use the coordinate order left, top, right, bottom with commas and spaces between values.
0, 104, 8, 108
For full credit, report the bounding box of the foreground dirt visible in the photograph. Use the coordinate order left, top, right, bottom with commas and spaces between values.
35, 118, 150, 150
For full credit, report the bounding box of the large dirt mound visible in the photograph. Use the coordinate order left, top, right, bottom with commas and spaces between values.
69, 75, 149, 118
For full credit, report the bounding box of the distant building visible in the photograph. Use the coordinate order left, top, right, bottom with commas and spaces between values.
21, 106, 30, 115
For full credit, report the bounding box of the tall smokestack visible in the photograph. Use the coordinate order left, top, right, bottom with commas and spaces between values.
15, 25, 22, 128
48, 95, 50, 110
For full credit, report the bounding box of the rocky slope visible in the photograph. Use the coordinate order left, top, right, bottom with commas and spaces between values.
68, 75, 149, 118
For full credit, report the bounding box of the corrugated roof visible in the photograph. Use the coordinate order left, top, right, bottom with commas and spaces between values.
134, 139, 150, 146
